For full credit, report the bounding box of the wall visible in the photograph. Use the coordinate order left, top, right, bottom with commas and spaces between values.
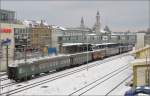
0, 23, 25, 71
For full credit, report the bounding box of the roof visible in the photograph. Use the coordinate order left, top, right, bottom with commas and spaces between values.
51, 25, 66, 30
0, 9, 15, 13
131, 45, 150, 54
9, 54, 67, 67
92, 43, 116, 46
23, 20, 49, 27
100, 29, 107, 33
88, 33, 96, 36
62, 43, 89, 47
131, 58, 150, 65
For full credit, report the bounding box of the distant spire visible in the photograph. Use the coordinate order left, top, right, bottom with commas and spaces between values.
80, 17, 85, 28
40, 20, 44, 26
94, 10, 101, 34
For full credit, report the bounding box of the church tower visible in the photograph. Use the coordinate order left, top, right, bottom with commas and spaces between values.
80, 17, 85, 28
94, 11, 101, 34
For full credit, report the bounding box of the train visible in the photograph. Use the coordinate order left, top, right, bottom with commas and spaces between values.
8, 43, 133, 82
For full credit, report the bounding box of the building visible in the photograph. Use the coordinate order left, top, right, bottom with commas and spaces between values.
23, 20, 63, 55
92, 11, 101, 35
51, 25, 67, 53
0, 9, 25, 71
145, 28, 150, 46
0, 9, 15, 23
14, 27, 32, 52
58, 11, 136, 45
31, 22, 52, 50
130, 31, 150, 87
131, 46, 150, 87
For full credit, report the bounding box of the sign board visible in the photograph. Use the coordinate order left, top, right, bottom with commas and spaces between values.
1, 38, 11, 46
0, 28, 12, 33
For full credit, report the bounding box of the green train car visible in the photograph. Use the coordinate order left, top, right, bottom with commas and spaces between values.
8, 55, 70, 81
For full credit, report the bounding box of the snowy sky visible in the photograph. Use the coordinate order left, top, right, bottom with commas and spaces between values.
1, 0, 149, 32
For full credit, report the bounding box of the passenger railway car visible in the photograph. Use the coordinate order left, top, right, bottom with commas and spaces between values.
8, 44, 133, 82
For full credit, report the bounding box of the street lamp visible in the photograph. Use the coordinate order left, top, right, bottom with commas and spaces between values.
22, 38, 28, 63
86, 34, 89, 71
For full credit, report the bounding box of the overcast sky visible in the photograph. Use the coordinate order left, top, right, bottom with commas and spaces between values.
1, 0, 149, 32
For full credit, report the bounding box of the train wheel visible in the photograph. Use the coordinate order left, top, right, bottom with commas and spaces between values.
31, 75, 35, 79
15, 79, 20, 82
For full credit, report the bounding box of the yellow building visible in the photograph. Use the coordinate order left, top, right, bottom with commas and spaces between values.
131, 45, 150, 87
31, 23, 53, 53
132, 45, 150, 59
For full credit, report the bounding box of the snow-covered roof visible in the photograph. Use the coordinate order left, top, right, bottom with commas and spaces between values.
131, 58, 150, 65
66, 27, 90, 31
62, 43, 86, 46
9, 54, 67, 67
131, 45, 150, 54
23, 20, 49, 27
51, 25, 66, 30
88, 33, 96, 36
92, 43, 116, 46
100, 29, 107, 33
111, 32, 136, 35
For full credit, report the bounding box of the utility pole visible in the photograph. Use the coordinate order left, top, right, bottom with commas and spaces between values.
86, 34, 89, 71
24, 39, 27, 64
6, 45, 9, 74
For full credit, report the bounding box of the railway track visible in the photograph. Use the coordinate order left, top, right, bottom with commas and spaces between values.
105, 74, 132, 96
1, 53, 130, 96
68, 64, 130, 96
0, 82, 16, 89
0, 77, 8, 81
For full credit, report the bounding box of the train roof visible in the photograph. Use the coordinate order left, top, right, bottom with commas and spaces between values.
8, 54, 69, 67
62, 43, 91, 47
68, 48, 105, 56
92, 43, 117, 46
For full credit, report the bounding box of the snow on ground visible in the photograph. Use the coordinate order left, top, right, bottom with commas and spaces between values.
11, 55, 134, 95
82, 67, 131, 95
0, 72, 6, 76
108, 77, 132, 95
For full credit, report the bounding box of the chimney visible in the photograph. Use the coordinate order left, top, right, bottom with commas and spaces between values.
135, 32, 145, 49
29, 23, 32, 28
40, 20, 44, 27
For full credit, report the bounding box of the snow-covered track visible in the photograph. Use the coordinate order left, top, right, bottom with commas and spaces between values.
0, 77, 8, 81
1, 53, 129, 96
0, 82, 16, 89
105, 74, 132, 96
68, 64, 130, 96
